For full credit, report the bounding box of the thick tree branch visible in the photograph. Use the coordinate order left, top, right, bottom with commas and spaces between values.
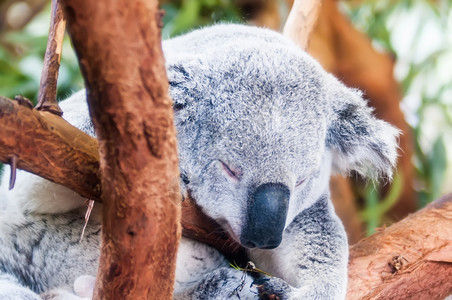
0, 95, 100, 199
59, 0, 181, 297
347, 194, 452, 299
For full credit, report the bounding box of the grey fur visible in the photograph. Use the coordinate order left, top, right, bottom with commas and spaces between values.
0, 24, 399, 299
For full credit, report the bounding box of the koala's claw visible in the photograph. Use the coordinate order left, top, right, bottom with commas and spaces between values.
253, 276, 292, 300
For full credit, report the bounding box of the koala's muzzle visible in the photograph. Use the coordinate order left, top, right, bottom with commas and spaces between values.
241, 183, 289, 249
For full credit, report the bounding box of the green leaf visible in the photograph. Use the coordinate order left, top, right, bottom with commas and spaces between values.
428, 135, 447, 202
360, 172, 403, 235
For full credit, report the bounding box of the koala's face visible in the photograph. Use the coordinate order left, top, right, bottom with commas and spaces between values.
165, 25, 399, 249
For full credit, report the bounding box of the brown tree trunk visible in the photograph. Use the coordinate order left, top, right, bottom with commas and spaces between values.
59, 0, 181, 298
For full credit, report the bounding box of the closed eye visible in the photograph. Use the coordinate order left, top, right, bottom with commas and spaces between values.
220, 161, 240, 180
295, 178, 305, 188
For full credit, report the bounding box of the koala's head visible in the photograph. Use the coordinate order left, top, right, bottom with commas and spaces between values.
164, 25, 399, 249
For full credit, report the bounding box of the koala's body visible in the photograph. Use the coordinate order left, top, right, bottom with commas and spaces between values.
0, 24, 399, 299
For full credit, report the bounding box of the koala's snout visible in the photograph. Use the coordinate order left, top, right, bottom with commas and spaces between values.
241, 183, 289, 249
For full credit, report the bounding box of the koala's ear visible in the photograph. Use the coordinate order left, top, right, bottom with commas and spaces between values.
325, 75, 400, 179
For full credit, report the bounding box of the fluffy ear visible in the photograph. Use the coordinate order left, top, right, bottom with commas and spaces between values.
325, 74, 400, 180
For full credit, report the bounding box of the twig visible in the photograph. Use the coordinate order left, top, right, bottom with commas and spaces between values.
35, 0, 65, 116
8, 155, 17, 190
80, 199, 95, 242
230, 261, 273, 277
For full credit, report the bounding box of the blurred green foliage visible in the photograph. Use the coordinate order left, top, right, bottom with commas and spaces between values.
161, 0, 243, 37
0, 8, 83, 102
0, 1, 245, 101
361, 173, 402, 235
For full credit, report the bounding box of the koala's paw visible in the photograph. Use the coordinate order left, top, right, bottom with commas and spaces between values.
73, 275, 95, 298
253, 276, 293, 300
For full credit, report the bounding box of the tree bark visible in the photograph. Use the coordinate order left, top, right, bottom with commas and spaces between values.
347, 194, 452, 299
59, 0, 181, 298
0, 95, 100, 198
35, 0, 65, 116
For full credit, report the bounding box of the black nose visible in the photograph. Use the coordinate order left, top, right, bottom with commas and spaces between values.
241, 183, 290, 249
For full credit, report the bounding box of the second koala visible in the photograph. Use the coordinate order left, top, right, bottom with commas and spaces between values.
0, 24, 399, 299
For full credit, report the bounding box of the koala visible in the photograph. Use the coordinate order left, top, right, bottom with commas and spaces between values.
0, 24, 399, 299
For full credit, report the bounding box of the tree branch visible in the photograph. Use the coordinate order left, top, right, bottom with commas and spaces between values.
347, 194, 452, 299
0, 95, 100, 199
59, 0, 181, 297
283, 0, 322, 49
35, 0, 65, 116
